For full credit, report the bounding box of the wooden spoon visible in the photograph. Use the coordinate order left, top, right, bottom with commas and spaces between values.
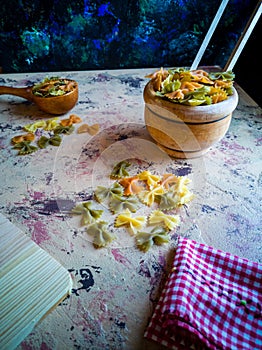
0, 79, 78, 115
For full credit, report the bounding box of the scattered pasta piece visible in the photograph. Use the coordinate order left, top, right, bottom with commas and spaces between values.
71, 201, 103, 226
173, 176, 191, 194
60, 118, 73, 127
94, 182, 123, 203
77, 124, 89, 133
110, 160, 131, 179
136, 227, 170, 252
177, 187, 195, 205
158, 191, 181, 211
87, 124, 100, 135
87, 221, 115, 248
24, 120, 46, 133
109, 194, 140, 214
160, 173, 179, 189
44, 117, 59, 131
13, 141, 38, 155
61, 114, 82, 127
12, 104, 82, 155
11, 133, 35, 144
119, 176, 145, 196
149, 210, 180, 230
138, 185, 165, 206
69, 114, 82, 123
38, 135, 62, 148
138, 170, 161, 189
23, 133, 35, 142
77, 123, 100, 135
12, 135, 25, 144
115, 209, 147, 234
171, 176, 195, 205
54, 125, 74, 135
158, 187, 194, 210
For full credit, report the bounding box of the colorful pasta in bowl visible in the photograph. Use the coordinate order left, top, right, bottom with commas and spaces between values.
143, 67, 238, 158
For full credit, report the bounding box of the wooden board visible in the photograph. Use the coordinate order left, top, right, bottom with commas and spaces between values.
0, 213, 72, 350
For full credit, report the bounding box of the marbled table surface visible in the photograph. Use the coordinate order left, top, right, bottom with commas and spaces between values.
0, 68, 261, 350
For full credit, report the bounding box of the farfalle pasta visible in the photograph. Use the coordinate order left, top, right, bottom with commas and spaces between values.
94, 182, 123, 202
71, 202, 103, 226
12, 133, 35, 144
160, 173, 179, 189
149, 210, 180, 231
13, 141, 38, 155
61, 114, 82, 127
138, 185, 165, 206
38, 135, 62, 148
71, 161, 194, 251
158, 188, 194, 211
110, 160, 131, 179
136, 227, 170, 252
87, 221, 115, 248
147, 67, 235, 106
11, 113, 82, 155
44, 117, 59, 131
109, 194, 140, 214
24, 120, 46, 132
115, 209, 147, 234
138, 170, 161, 189
77, 123, 100, 135
119, 176, 145, 196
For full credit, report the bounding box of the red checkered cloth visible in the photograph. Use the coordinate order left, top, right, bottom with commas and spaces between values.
144, 237, 262, 350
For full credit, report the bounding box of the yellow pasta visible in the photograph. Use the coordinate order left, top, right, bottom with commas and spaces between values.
138, 170, 161, 189
138, 185, 165, 206
161, 173, 179, 189
172, 176, 191, 194
149, 210, 180, 230
23, 120, 46, 132
44, 117, 59, 131
115, 209, 147, 234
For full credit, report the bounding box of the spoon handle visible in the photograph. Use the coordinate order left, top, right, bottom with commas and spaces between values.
0, 86, 34, 101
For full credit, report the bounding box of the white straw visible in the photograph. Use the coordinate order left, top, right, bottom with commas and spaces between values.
190, 0, 230, 70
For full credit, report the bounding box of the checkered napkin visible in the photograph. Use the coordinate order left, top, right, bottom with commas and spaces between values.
144, 237, 262, 350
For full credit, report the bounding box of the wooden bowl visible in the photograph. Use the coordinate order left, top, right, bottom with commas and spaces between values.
143, 80, 238, 158
0, 79, 78, 115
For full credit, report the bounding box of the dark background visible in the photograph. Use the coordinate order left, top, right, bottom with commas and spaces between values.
0, 0, 261, 105
233, 15, 261, 106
